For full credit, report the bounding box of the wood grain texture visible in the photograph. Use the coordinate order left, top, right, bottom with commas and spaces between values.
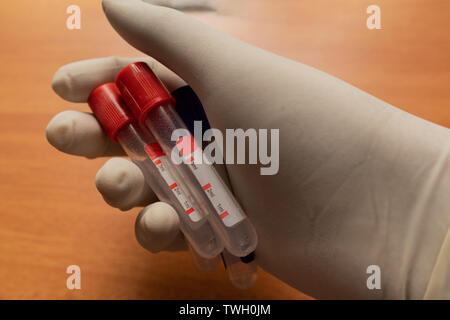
0, 0, 448, 299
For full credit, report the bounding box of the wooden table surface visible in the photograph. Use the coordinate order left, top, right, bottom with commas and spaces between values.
0, 0, 448, 299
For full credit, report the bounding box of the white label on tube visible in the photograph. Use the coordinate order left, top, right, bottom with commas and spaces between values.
175, 136, 245, 227
144, 142, 201, 222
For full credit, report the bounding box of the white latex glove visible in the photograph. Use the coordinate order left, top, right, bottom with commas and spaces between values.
47, 0, 450, 299
142, 0, 219, 11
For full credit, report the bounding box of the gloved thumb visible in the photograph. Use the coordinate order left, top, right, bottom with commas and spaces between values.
102, 0, 265, 98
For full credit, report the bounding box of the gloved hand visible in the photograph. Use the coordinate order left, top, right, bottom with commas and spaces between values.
46, 0, 450, 299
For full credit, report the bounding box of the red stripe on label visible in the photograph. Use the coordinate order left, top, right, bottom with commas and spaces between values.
187, 156, 194, 163
154, 159, 161, 165
219, 211, 229, 219
144, 142, 165, 160
202, 183, 211, 190
186, 208, 194, 214
169, 183, 177, 190
175, 135, 199, 157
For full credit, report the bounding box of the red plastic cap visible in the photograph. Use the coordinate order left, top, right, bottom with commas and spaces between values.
115, 62, 176, 125
87, 83, 133, 142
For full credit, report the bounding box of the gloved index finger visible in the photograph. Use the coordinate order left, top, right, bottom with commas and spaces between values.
52, 56, 186, 103
46, 110, 126, 158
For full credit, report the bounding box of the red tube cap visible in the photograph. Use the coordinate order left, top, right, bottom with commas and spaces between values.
87, 83, 133, 142
115, 62, 176, 125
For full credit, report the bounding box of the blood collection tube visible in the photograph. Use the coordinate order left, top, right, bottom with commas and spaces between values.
116, 62, 258, 257
222, 251, 258, 289
88, 83, 224, 260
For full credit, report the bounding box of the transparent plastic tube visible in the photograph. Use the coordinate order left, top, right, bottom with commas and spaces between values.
143, 105, 258, 257
188, 243, 220, 272
87, 83, 223, 261
117, 123, 224, 259
222, 251, 258, 289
